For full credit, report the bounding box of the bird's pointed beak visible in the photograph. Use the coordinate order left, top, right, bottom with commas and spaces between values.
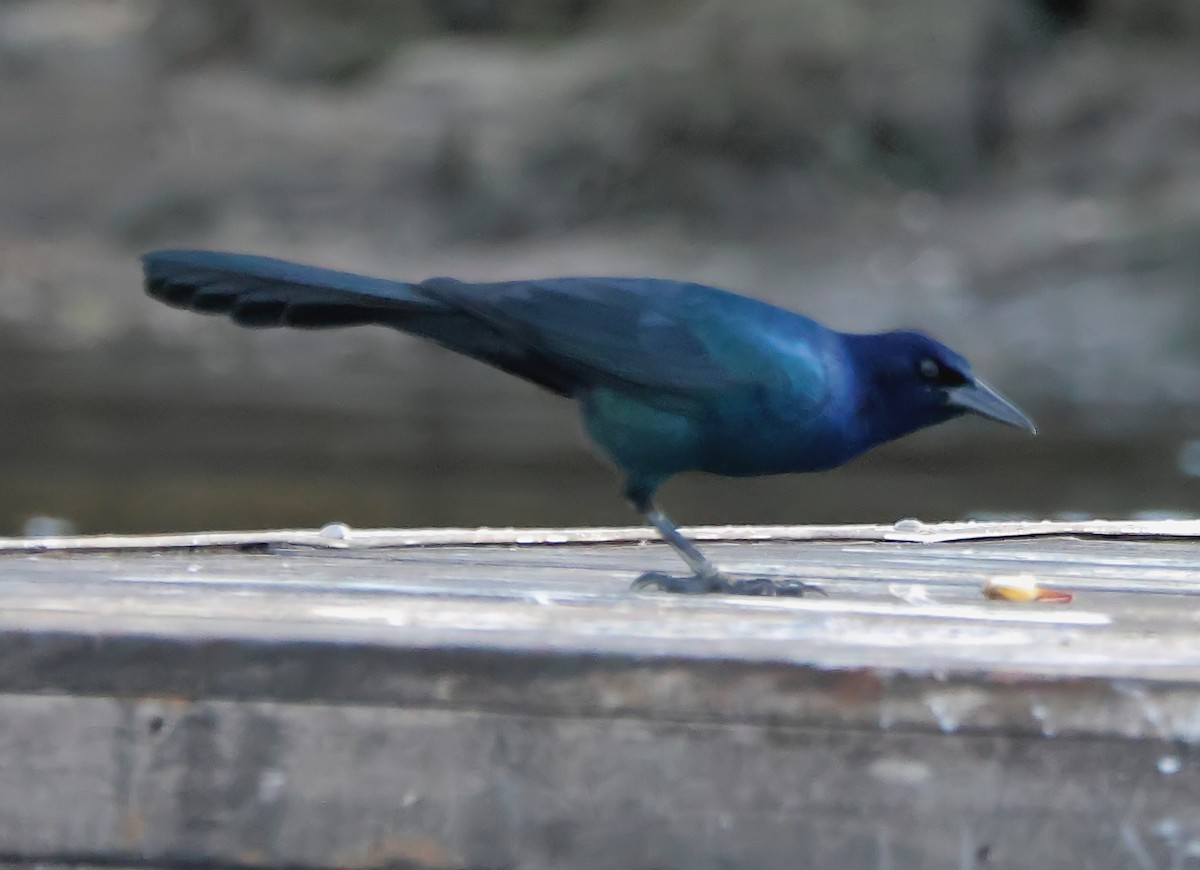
946, 379, 1037, 434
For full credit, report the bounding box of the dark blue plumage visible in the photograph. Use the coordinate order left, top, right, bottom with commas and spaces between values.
143, 249, 1034, 594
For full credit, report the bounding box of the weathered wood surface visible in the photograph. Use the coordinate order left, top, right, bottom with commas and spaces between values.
1, 523, 1199, 869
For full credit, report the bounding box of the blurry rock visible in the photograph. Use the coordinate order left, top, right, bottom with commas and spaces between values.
110, 188, 221, 250
143, 0, 256, 69
525, 0, 690, 31
431, 0, 511, 33
137, 0, 1052, 236
1093, 0, 1200, 38
142, 0, 673, 83
0, 0, 148, 76
250, 1, 424, 84
507, 0, 1042, 233
1024, 0, 1200, 37
1007, 24, 1200, 199
145, 0, 423, 84
1034, 0, 1092, 31
0, 0, 149, 50
424, 124, 530, 241
440, 0, 650, 34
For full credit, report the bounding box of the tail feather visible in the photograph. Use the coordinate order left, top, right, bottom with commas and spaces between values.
142, 248, 578, 395
142, 249, 428, 329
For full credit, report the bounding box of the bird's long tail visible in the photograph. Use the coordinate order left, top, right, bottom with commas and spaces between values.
143, 249, 439, 329
142, 249, 577, 396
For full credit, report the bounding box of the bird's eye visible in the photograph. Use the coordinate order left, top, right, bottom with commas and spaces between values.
918, 358, 941, 381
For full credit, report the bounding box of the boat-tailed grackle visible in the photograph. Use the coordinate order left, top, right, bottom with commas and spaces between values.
143, 250, 1035, 595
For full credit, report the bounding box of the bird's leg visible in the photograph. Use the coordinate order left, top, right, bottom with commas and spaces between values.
638, 507, 725, 593
629, 501, 822, 597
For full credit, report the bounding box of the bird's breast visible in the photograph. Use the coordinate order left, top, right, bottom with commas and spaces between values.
694, 386, 859, 477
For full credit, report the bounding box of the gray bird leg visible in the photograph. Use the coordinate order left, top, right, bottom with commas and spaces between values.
645, 507, 721, 582
630, 504, 823, 597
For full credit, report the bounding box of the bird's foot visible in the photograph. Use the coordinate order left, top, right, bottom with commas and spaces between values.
632, 571, 825, 597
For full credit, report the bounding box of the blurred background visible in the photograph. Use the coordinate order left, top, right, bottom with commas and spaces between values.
1, 0, 1199, 535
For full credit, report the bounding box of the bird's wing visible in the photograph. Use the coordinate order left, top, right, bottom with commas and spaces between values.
417, 277, 831, 410
144, 253, 833, 414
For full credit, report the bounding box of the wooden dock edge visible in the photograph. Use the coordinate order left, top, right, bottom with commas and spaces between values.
4, 516, 1200, 552
1, 522, 1199, 868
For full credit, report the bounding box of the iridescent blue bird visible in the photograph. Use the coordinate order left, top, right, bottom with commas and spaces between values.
143, 250, 1035, 594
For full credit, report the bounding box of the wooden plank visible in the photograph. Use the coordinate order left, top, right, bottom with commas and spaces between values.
1, 525, 1200, 868
0, 693, 1195, 870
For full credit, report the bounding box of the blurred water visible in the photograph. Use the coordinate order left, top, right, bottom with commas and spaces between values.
2, 387, 1194, 536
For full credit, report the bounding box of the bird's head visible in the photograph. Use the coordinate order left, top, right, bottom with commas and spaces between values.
846, 330, 1035, 448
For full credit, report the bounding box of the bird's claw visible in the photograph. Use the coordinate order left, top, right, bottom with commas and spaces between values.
631, 571, 717, 594
773, 578, 828, 597
632, 571, 824, 597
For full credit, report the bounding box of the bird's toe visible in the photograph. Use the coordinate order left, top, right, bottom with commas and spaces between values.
632, 571, 824, 597
716, 575, 827, 597
720, 576, 780, 596
632, 571, 719, 594
772, 578, 827, 598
